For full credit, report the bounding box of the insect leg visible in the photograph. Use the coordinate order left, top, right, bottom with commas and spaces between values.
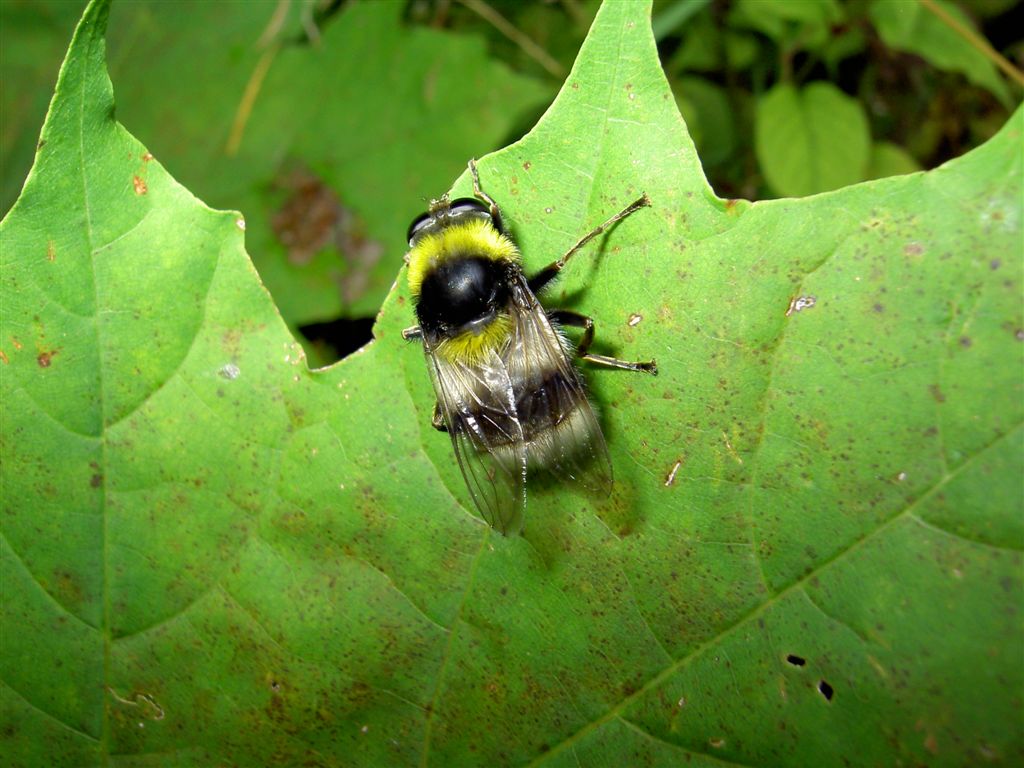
548, 309, 658, 375
468, 159, 504, 233
529, 194, 651, 294
431, 402, 449, 432
402, 325, 423, 341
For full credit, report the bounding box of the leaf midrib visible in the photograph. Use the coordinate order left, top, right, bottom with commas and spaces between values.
70, 7, 112, 762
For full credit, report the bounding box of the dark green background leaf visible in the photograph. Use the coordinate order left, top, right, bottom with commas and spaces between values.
866, 140, 923, 180
731, 0, 843, 48
0, 0, 85, 213
2, 1, 1021, 766
869, 0, 1012, 106
104, 0, 549, 325
755, 81, 871, 197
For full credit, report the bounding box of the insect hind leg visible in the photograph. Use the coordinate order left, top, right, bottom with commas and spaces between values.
548, 309, 657, 375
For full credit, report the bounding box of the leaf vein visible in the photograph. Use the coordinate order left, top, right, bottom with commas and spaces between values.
617, 716, 759, 768
0, 530, 99, 631
908, 512, 1024, 553
1, 678, 100, 743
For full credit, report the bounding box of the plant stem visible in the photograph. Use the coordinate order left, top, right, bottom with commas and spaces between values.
919, 0, 1024, 87
456, 0, 566, 79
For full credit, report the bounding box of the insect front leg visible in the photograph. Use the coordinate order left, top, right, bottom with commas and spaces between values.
529, 194, 651, 294
401, 327, 450, 429
468, 159, 504, 233
548, 309, 658, 375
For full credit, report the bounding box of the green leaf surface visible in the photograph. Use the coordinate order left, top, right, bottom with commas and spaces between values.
3, 1, 1022, 767
869, 0, 1012, 106
756, 81, 871, 197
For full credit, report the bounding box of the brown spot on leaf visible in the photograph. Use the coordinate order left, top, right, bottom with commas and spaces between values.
929, 384, 945, 403
90, 474, 103, 488
52, 569, 83, 604
0, 350, 7, 364
903, 242, 924, 256
522, 161, 531, 171
142, 152, 154, 162
133, 175, 147, 195
47, 241, 56, 262
37, 350, 57, 368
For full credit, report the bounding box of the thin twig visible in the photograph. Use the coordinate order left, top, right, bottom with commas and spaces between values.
226, 45, 279, 156
455, 0, 566, 79
228, 2, 294, 156
919, 0, 1024, 87
256, 0, 291, 48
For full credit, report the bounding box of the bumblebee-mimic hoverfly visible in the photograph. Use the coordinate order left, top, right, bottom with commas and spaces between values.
402, 160, 657, 534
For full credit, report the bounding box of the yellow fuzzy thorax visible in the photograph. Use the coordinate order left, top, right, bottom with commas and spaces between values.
435, 312, 513, 364
406, 218, 519, 297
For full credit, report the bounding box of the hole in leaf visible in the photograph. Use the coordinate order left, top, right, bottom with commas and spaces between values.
786, 654, 806, 666
299, 316, 375, 362
818, 680, 834, 701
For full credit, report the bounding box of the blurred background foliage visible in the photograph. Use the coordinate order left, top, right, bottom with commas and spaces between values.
2, 0, 1021, 366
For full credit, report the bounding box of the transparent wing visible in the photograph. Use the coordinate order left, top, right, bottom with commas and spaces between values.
424, 340, 527, 535
507, 274, 613, 494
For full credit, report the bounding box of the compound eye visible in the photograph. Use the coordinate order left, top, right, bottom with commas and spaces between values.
449, 197, 503, 234
447, 198, 490, 218
407, 211, 433, 246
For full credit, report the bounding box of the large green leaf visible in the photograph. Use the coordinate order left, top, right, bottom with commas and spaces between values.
2, 1, 1021, 767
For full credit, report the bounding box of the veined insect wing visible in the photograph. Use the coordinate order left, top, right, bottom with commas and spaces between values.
423, 336, 528, 535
